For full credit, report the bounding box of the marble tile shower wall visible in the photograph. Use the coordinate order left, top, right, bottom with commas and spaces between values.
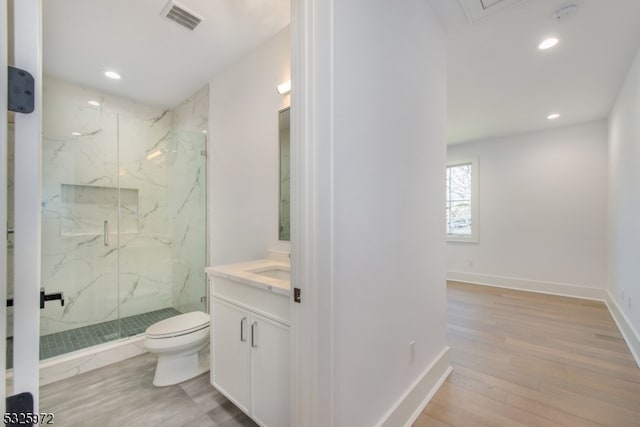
38, 76, 208, 336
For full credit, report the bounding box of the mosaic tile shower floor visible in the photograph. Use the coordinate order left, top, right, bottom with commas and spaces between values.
6, 307, 181, 369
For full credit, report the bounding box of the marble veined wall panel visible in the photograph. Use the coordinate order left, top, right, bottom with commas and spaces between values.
116, 112, 174, 320
168, 130, 207, 314
171, 85, 209, 135
169, 85, 208, 314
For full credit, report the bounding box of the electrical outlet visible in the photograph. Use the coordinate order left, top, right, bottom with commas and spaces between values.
409, 340, 415, 365
468, 259, 474, 268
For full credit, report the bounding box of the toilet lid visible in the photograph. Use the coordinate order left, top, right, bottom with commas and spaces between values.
146, 311, 209, 338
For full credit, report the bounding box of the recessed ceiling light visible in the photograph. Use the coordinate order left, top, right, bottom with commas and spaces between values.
202, 129, 207, 134
538, 37, 559, 50
547, 113, 560, 120
71, 131, 83, 136
88, 100, 101, 107
104, 70, 122, 80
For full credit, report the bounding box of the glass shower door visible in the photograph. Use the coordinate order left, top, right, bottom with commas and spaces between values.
164, 128, 207, 315
34, 78, 210, 359
38, 81, 121, 358
6, 78, 123, 367
115, 112, 178, 335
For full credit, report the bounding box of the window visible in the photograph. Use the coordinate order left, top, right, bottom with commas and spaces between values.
446, 160, 478, 242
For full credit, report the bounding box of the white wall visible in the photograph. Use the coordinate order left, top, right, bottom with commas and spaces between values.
209, 27, 290, 266
609, 48, 640, 334
447, 120, 608, 292
328, 1, 449, 425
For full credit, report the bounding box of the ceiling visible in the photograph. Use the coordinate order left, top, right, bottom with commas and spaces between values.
432, 0, 640, 144
42, 0, 640, 143
43, 0, 290, 109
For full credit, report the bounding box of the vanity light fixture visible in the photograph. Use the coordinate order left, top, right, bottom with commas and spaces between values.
276, 80, 291, 95
71, 131, 83, 136
88, 100, 101, 107
547, 113, 560, 120
104, 70, 122, 80
146, 150, 163, 160
538, 37, 559, 50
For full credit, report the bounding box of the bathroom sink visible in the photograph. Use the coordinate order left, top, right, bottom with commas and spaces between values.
208, 259, 291, 296
248, 266, 290, 281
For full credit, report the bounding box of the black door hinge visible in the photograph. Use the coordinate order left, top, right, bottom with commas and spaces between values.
6, 392, 34, 427
294, 287, 301, 303
8, 66, 35, 114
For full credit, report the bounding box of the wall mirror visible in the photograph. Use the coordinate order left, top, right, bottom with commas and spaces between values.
279, 107, 291, 241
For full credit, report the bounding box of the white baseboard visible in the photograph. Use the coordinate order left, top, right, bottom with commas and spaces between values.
447, 271, 640, 368
603, 290, 640, 368
447, 271, 607, 301
377, 346, 452, 427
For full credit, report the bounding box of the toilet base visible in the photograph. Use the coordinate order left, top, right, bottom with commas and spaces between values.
152, 344, 210, 387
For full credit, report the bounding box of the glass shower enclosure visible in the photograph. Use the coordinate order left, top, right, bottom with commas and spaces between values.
6, 76, 208, 367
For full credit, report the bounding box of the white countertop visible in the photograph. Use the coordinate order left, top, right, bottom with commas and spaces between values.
205, 259, 291, 296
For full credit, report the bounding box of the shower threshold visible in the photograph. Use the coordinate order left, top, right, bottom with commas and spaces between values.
6, 307, 181, 369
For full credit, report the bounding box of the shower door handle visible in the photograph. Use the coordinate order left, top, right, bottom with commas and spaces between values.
103, 220, 109, 247
39, 288, 64, 309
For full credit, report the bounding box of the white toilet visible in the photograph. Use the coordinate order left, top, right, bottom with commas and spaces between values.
144, 311, 210, 387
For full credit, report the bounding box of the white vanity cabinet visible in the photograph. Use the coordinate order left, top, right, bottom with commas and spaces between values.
249, 312, 290, 427
211, 298, 290, 426
207, 260, 290, 427
211, 298, 251, 413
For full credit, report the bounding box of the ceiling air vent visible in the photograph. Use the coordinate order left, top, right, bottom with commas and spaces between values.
161, 1, 204, 31
459, 0, 528, 23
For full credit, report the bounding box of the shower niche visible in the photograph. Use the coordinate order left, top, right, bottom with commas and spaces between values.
60, 184, 139, 236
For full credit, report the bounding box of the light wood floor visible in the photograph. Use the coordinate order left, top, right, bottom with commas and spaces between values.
39, 282, 640, 426
414, 281, 640, 427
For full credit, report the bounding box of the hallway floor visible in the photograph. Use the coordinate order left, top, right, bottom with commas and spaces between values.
414, 282, 640, 427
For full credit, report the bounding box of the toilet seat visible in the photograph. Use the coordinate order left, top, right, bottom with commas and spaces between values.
146, 311, 209, 339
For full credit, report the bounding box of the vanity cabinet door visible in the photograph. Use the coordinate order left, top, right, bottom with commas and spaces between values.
211, 298, 251, 414
250, 313, 290, 427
